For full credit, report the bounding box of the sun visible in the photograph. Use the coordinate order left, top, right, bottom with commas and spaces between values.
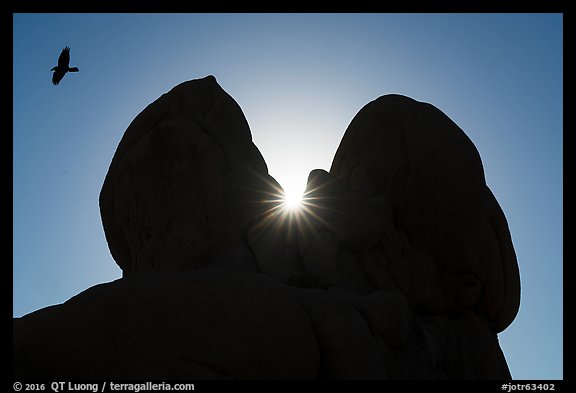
283, 189, 304, 211
274, 174, 307, 213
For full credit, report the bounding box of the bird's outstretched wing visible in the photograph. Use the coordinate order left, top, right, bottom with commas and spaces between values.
57, 46, 71, 68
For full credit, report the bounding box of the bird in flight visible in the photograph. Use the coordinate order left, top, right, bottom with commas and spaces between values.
51, 46, 79, 85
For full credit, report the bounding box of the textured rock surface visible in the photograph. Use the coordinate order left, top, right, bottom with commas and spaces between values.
99, 75, 280, 275
13, 270, 510, 379
328, 95, 520, 332
14, 271, 320, 379
14, 77, 520, 379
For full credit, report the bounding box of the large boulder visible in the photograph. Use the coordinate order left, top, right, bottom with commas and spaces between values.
328, 95, 520, 332
99, 75, 280, 276
14, 77, 520, 379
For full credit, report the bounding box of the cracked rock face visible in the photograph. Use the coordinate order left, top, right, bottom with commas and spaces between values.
14, 76, 520, 379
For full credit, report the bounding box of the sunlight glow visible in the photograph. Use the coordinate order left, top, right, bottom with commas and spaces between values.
283, 189, 304, 211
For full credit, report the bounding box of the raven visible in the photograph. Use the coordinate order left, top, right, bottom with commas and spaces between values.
51, 46, 79, 85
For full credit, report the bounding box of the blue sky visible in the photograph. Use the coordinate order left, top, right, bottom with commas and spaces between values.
12, 13, 563, 379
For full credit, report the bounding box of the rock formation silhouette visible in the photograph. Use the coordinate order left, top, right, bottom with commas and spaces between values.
13, 75, 520, 379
